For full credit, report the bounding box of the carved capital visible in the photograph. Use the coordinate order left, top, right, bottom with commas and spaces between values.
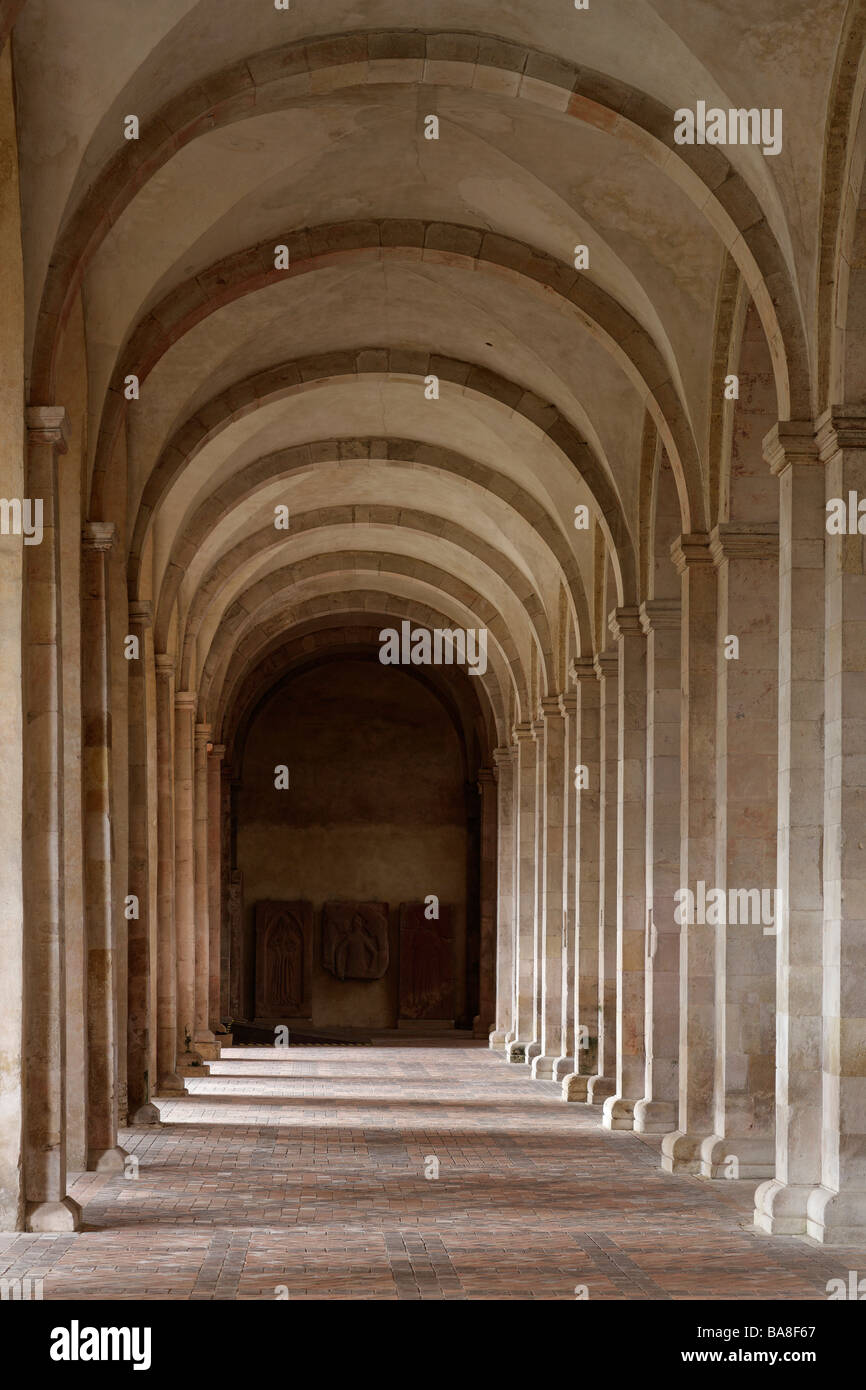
593, 650, 617, 680
210, 743, 227, 762
671, 533, 713, 574
128, 599, 153, 629
763, 419, 819, 476
709, 523, 779, 564
559, 691, 577, 717
638, 599, 681, 633
608, 605, 643, 641
26, 405, 69, 453
570, 655, 597, 684
175, 690, 197, 713
155, 653, 175, 679
512, 721, 535, 744
82, 520, 117, 553
816, 405, 866, 460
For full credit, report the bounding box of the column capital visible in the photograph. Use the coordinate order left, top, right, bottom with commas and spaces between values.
638, 599, 681, 632
671, 533, 713, 574
82, 520, 117, 552
559, 691, 577, 717
492, 745, 514, 768
194, 722, 212, 746
477, 767, 495, 794
26, 405, 69, 452
155, 653, 174, 679
709, 522, 779, 563
593, 650, 617, 680
209, 743, 227, 762
175, 690, 197, 712
608, 605, 643, 641
815, 405, 866, 459
570, 655, 597, 684
539, 694, 564, 720
763, 419, 819, 476
512, 721, 535, 743
128, 599, 153, 629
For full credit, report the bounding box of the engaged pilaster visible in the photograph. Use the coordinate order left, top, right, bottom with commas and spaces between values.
126, 599, 159, 1125
489, 745, 516, 1050
562, 658, 601, 1102
154, 656, 185, 1095
531, 697, 567, 1080
586, 650, 617, 1105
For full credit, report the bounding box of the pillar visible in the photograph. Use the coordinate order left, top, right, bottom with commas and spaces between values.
474, 767, 497, 1038
154, 655, 184, 1095
81, 520, 128, 1172
634, 600, 681, 1133
22, 406, 81, 1227
527, 715, 545, 1062
554, 691, 578, 1081
807, 408, 866, 1240
700, 525, 778, 1178
506, 724, 536, 1062
208, 744, 225, 1035
563, 659, 601, 1101
175, 692, 200, 1065
754, 423, 824, 1233
603, 608, 647, 1130
194, 722, 217, 1056
532, 698, 566, 1079
489, 746, 516, 1049
586, 651, 617, 1104
126, 600, 159, 1124
662, 536, 717, 1173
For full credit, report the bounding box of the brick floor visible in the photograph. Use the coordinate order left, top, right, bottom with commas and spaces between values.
2, 1040, 864, 1300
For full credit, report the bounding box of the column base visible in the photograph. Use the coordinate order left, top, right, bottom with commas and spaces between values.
526, 1038, 541, 1061
585, 1074, 616, 1105
602, 1095, 636, 1130
561, 1072, 591, 1102
25, 1197, 82, 1232
552, 1055, 575, 1081
505, 1039, 529, 1063
155, 1072, 187, 1097
660, 1130, 703, 1174
195, 1040, 221, 1060
633, 1098, 676, 1133
88, 1146, 130, 1174
129, 1103, 161, 1126
699, 1133, 775, 1180
753, 1179, 813, 1235
489, 1030, 509, 1049
806, 1185, 866, 1245
530, 1054, 562, 1080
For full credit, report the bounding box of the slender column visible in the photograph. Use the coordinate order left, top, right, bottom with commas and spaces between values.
220, 761, 233, 1021
506, 724, 537, 1062
208, 744, 225, 1035
526, 716, 545, 1061
699, 526, 778, 1178
807, 409, 866, 1240
662, 536, 718, 1172
474, 767, 497, 1038
634, 601, 681, 1133
175, 693, 200, 1065
532, 697, 567, 1079
22, 406, 80, 1228
490, 746, 516, 1049
586, 651, 618, 1104
81, 521, 128, 1171
193, 722, 216, 1056
604, 609, 647, 1129
154, 656, 184, 1094
554, 691, 578, 1080
754, 423, 824, 1233
563, 659, 601, 1100
126, 600, 159, 1124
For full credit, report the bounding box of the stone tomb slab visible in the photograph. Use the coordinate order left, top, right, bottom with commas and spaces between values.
254, 901, 313, 1018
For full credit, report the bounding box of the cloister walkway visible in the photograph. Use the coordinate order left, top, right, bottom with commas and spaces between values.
2, 1040, 863, 1301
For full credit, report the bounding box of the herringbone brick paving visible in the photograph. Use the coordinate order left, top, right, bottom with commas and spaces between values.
1, 1040, 863, 1300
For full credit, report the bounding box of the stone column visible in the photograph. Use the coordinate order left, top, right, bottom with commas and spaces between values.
126, 600, 159, 1124
489, 746, 516, 1049
220, 761, 233, 1021
527, 715, 545, 1062
555, 691, 578, 1081
586, 651, 618, 1104
634, 600, 681, 1133
193, 722, 217, 1057
662, 536, 718, 1173
699, 525, 778, 1178
208, 744, 225, 1035
154, 656, 184, 1095
175, 692, 200, 1065
563, 659, 601, 1100
22, 406, 80, 1228
807, 408, 866, 1240
603, 608, 647, 1130
754, 423, 823, 1233
506, 724, 537, 1062
474, 767, 497, 1038
81, 520, 128, 1172
532, 698, 566, 1079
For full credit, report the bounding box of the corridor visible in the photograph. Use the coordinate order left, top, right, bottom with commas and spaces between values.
2, 1041, 863, 1302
